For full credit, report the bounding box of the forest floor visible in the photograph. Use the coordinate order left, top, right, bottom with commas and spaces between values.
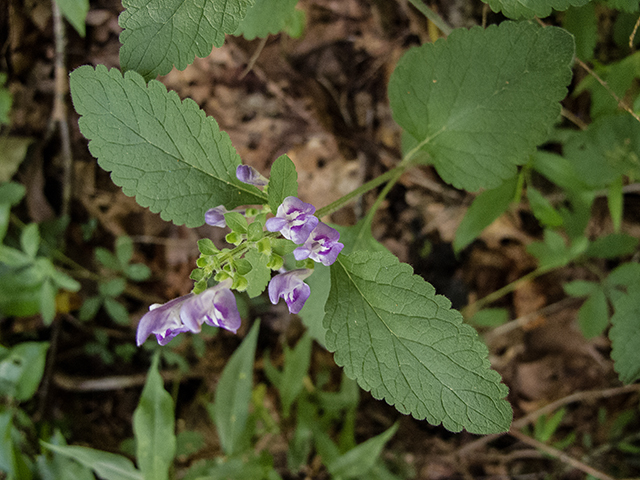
2, 0, 640, 479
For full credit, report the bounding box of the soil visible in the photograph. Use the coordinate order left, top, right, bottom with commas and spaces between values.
1, 0, 639, 479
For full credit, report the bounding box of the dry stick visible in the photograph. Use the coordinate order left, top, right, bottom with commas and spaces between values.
508, 428, 616, 480
52, 0, 73, 218
457, 383, 640, 456
239, 36, 268, 79
575, 58, 640, 124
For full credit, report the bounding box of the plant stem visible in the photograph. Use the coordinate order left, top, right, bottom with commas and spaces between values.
463, 267, 551, 317
315, 164, 410, 218
406, 0, 453, 36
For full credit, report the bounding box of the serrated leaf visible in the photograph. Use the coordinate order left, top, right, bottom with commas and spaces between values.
56, 0, 89, 36
482, 0, 590, 19
213, 320, 260, 455
388, 22, 574, 191
324, 250, 512, 434
225, 212, 248, 234
244, 249, 270, 298
454, 176, 518, 253
234, 0, 298, 40
577, 287, 609, 339
69, 65, 267, 227
119, 0, 254, 80
133, 354, 176, 480
605, 262, 640, 288
609, 284, 640, 383
40, 442, 143, 480
268, 154, 298, 213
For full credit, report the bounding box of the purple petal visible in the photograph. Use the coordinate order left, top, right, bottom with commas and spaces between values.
265, 217, 288, 232
236, 165, 269, 186
136, 295, 194, 346
296, 222, 344, 266
280, 197, 315, 216
293, 246, 311, 261
207, 288, 242, 333
268, 269, 312, 314
287, 216, 319, 244
205, 206, 228, 227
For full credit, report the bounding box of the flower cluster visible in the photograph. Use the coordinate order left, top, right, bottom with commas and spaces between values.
138, 165, 346, 346
136, 280, 240, 346
265, 195, 343, 314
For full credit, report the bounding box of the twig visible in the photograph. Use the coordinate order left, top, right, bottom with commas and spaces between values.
52, 368, 205, 391
508, 429, 615, 480
630, 14, 640, 51
405, 0, 453, 36
561, 106, 588, 131
52, 0, 73, 218
239, 36, 268, 79
457, 383, 640, 456
35, 315, 63, 421
484, 296, 581, 342
575, 58, 640, 124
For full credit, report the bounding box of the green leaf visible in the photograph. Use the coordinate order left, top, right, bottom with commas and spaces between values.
267, 154, 298, 213
527, 186, 563, 228
527, 230, 581, 270
606, 0, 639, 13
0, 137, 33, 183
482, 0, 590, 19
36, 430, 95, 480
298, 263, 330, 346
95, 247, 120, 271
225, 212, 249, 234
328, 423, 399, 479
605, 262, 640, 289
99, 278, 127, 298
0, 411, 19, 478
244, 249, 271, 298
41, 442, 143, 480
40, 278, 57, 325
0, 182, 26, 206
197, 238, 218, 255
125, 263, 152, 282
213, 320, 260, 455
388, 22, 574, 191
235, 0, 298, 40
577, 287, 609, 339
0, 73, 12, 125
609, 284, 640, 384
79, 296, 103, 321
608, 177, 623, 233
133, 354, 176, 480
0, 342, 49, 402
564, 115, 640, 188
324, 250, 512, 434
69, 65, 267, 227
175, 430, 205, 458
531, 151, 592, 195
56, 0, 89, 36
453, 176, 518, 253
585, 233, 639, 259
115, 236, 134, 266
104, 297, 131, 325
119, 0, 255, 80
469, 308, 509, 327
564, 280, 599, 297
279, 333, 312, 418
562, 3, 598, 60
21, 223, 40, 259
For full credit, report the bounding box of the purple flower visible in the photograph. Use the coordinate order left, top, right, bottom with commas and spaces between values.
136, 280, 241, 346
293, 222, 344, 266
268, 269, 312, 314
205, 205, 228, 228
265, 196, 319, 244
236, 165, 268, 186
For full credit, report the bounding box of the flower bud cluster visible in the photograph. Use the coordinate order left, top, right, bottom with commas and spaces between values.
136, 164, 344, 346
